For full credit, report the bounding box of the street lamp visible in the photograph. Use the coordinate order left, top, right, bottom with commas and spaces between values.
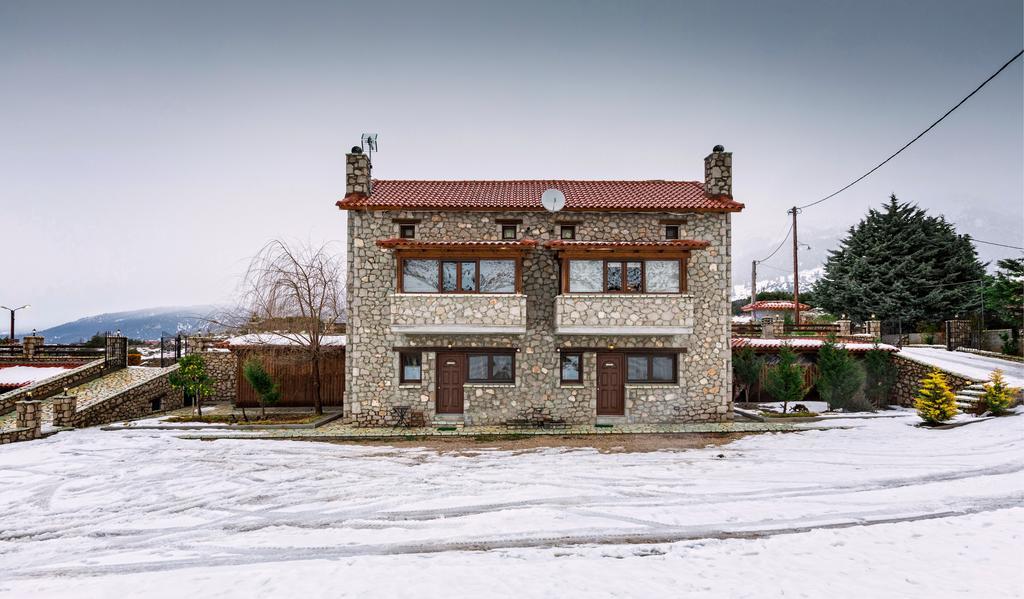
0, 305, 30, 342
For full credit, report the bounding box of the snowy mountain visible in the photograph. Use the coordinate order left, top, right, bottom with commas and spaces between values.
732, 266, 825, 300
31, 305, 221, 342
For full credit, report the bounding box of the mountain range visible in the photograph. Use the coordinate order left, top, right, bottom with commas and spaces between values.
28, 306, 221, 342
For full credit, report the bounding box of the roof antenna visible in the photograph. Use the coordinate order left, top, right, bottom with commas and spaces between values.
360, 133, 378, 163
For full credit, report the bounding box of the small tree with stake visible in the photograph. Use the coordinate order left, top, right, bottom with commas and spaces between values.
243, 358, 280, 419
168, 354, 213, 418
733, 347, 764, 403
764, 347, 810, 414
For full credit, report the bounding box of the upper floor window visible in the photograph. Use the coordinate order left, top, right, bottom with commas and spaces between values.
400, 258, 517, 293
399, 224, 416, 239
560, 225, 577, 240
501, 224, 518, 240
664, 225, 680, 240
566, 259, 683, 293
626, 353, 677, 383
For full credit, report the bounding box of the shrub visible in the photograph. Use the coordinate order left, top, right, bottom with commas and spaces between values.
817, 339, 869, 411
863, 345, 898, 408
914, 369, 958, 425
999, 332, 1020, 356
733, 347, 764, 403
168, 354, 213, 417
243, 358, 280, 418
764, 347, 811, 414
981, 369, 1015, 416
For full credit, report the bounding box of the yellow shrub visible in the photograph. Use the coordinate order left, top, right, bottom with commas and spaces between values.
914, 369, 958, 425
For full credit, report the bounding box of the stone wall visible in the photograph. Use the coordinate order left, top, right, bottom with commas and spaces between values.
199, 351, 237, 402
67, 366, 183, 427
390, 293, 527, 333
892, 355, 975, 407
556, 294, 694, 334
346, 208, 733, 426
1, 401, 43, 445
0, 359, 108, 415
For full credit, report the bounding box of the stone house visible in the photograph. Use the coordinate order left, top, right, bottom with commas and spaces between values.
740, 300, 811, 322
337, 146, 744, 426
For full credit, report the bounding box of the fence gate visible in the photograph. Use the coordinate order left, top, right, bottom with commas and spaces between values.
945, 319, 976, 351
159, 332, 188, 367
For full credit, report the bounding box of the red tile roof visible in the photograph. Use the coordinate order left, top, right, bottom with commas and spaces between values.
740, 300, 811, 312
544, 240, 710, 250
376, 239, 539, 249
338, 180, 743, 212
731, 338, 898, 353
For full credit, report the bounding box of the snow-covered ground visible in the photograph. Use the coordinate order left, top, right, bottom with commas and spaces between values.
898, 347, 1024, 386
1, 414, 1022, 598
0, 365, 73, 387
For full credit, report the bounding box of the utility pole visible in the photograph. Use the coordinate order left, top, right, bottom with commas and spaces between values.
789, 207, 801, 325
751, 260, 758, 304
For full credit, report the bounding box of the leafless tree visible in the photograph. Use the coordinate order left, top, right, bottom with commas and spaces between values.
225, 240, 346, 415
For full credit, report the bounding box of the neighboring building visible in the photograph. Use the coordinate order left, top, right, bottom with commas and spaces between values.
740, 300, 810, 321
337, 146, 743, 426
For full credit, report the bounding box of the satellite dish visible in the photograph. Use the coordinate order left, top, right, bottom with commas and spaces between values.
541, 188, 566, 212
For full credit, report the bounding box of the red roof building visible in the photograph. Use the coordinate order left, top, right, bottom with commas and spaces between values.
740, 300, 812, 313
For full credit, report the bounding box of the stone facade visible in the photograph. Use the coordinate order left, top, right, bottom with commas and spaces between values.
346, 151, 371, 195
703, 148, 732, 197
390, 293, 528, 334
346, 207, 733, 427
199, 351, 237, 402
555, 294, 694, 335
892, 355, 975, 407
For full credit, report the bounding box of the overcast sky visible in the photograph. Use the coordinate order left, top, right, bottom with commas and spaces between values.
2, 0, 1022, 330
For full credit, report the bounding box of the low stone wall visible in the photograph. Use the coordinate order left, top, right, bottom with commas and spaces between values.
892, 355, 975, 407
1, 401, 43, 445
200, 351, 237, 402
0, 359, 109, 415
68, 366, 183, 427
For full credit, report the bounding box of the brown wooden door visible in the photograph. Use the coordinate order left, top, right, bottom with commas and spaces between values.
596, 353, 625, 415
436, 352, 466, 414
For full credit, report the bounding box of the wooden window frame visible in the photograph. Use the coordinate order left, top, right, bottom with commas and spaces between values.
560, 351, 583, 384
500, 224, 518, 240
399, 224, 416, 239
664, 225, 680, 240
466, 351, 516, 383
625, 352, 678, 384
562, 258, 687, 294
397, 254, 523, 294
399, 351, 422, 383
559, 225, 577, 240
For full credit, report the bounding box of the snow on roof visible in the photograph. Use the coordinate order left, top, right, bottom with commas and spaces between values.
0, 365, 76, 388
732, 338, 898, 353
224, 333, 346, 348
740, 300, 812, 312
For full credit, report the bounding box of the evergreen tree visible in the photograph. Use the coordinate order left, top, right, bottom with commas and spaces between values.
168, 354, 213, 417
863, 345, 898, 408
733, 347, 764, 403
980, 369, 1014, 416
764, 347, 810, 413
816, 339, 868, 411
983, 258, 1024, 328
914, 369, 958, 425
243, 358, 281, 418
813, 196, 985, 324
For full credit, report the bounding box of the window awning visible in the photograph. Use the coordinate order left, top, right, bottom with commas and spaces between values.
377, 239, 538, 251
544, 239, 709, 257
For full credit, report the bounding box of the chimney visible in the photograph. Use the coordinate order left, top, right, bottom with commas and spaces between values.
346, 146, 371, 196
704, 144, 732, 197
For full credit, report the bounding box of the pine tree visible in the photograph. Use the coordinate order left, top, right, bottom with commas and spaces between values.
243, 358, 281, 419
863, 345, 898, 408
733, 347, 765, 403
984, 258, 1024, 329
764, 347, 810, 413
914, 369, 958, 425
812, 196, 985, 324
817, 339, 868, 411
981, 369, 1015, 416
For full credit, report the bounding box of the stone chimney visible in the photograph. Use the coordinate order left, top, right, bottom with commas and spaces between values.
346, 146, 371, 196
704, 145, 732, 197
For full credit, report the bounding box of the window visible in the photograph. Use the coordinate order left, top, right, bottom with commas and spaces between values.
400, 258, 517, 293
399, 224, 416, 239
626, 353, 677, 383
501, 224, 518, 240
400, 352, 422, 383
560, 352, 582, 384
566, 259, 685, 293
665, 225, 680, 240
560, 225, 576, 240
467, 352, 515, 383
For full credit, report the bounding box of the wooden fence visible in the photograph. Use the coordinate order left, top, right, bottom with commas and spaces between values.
233, 348, 345, 408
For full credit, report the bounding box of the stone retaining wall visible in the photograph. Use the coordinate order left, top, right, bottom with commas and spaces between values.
68, 366, 183, 427
1, 401, 43, 445
200, 351, 237, 402
892, 355, 975, 407
0, 359, 108, 415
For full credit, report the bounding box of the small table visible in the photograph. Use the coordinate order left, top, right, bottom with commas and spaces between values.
391, 405, 411, 428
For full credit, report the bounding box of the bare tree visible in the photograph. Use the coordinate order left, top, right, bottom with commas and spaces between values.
227, 240, 346, 415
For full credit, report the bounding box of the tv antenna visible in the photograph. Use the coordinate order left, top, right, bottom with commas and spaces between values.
360, 133, 378, 162
541, 188, 565, 212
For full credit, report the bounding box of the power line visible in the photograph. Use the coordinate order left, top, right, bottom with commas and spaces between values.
797, 49, 1024, 211
754, 222, 793, 263
971, 238, 1024, 251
